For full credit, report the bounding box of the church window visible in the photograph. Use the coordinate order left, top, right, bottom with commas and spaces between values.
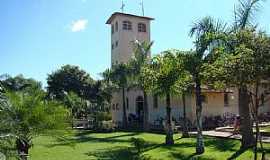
138, 23, 146, 32
112, 44, 114, 50
115, 41, 118, 47
111, 24, 114, 34
123, 21, 132, 30
112, 104, 115, 110
116, 103, 119, 110
115, 21, 118, 32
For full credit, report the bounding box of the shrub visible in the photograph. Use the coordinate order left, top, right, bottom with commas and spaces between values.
130, 137, 147, 154
95, 112, 112, 121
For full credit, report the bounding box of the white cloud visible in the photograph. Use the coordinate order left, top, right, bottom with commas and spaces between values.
70, 19, 88, 32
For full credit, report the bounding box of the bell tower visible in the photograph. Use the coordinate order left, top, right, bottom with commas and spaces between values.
106, 12, 154, 66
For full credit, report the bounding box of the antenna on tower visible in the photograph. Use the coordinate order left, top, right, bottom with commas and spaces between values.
121, 0, 125, 13
140, 0, 145, 16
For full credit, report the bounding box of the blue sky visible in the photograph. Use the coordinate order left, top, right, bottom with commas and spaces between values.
0, 0, 269, 86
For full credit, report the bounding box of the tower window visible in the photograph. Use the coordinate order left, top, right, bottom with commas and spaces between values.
115, 41, 118, 47
112, 44, 114, 50
111, 24, 114, 34
123, 21, 132, 30
138, 23, 146, 32
115, 21, 118, 32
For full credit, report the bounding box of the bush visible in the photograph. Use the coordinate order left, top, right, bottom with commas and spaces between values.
130, 137, 147, 154
95, 112, 112, 122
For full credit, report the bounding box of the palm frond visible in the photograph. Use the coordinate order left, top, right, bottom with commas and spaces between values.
190, 16, 227, 38
234, 0, 264, 29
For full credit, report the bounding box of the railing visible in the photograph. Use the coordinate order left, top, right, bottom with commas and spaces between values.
72, 119, 94, 129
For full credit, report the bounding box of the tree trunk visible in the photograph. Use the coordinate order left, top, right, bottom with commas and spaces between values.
16, 139, 30, 160
252, 82, 265, 160
165, 93, 174, 145
254, 83, 259, 160
122, 88, 128, 128
182, 93, 190, 138
254, 114, 262, 160
143, 91, 149, 131
238, 85, 255, 149
195, 80, 204, 154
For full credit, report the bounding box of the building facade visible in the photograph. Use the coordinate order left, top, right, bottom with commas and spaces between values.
106, 12, 270, 127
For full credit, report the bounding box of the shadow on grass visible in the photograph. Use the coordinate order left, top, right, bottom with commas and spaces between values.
227, 147, 270, 160
85, 146, 154, 160
176, 135, 239, 152
86, 147, 134, 160
45, 132, 142, 148
227, 147, 249, 160
84, 136, 207, 160
204, 138, 238, 152
85, 145, 216, 160
170, 152, 215, 160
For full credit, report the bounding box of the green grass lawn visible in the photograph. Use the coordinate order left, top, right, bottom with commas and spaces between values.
263, 126, 270, 132
29, 131, 270, 160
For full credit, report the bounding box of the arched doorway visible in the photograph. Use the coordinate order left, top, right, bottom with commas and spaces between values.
136, 96, 144, 124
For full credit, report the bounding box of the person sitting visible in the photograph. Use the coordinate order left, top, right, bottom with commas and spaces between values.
233, 115, 241, 134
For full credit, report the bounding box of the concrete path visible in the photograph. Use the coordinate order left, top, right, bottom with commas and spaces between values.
189, 130, 270, 143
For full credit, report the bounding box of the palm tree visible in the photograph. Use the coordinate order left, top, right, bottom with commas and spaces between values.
203, 29, 270, 160
102, 64, 130, 128
232, 0, 264, 149
189, 16, 226, 154
142, 50, 184, 145
204, 0, 265, 149
181, 93, 189, 138
194, 0, 265, 152
128, 40, 153, 131
175, 51, 193, 138
0, 87, 69, 160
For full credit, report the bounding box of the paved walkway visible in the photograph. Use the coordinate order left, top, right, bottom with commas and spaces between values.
189, 130, 270, 143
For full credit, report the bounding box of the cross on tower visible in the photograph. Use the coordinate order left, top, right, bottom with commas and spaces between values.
120, 0, 125, 13
140, 0, 144, 16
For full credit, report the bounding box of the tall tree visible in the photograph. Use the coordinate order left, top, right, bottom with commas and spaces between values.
0, 74, 42, 92
203, 0, 265, 149
232, 0, 265, 149
142, 50, 184, 145
175, 51, 193, 138
47, 65, 95, 100
128, 40, 153, 131
248, 31, 270, 160
102, 64, 130, 128
204, 29, 270, 158
189, 16, 226, 154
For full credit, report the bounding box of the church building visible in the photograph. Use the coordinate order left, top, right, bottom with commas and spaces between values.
106, 12, 270, 128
